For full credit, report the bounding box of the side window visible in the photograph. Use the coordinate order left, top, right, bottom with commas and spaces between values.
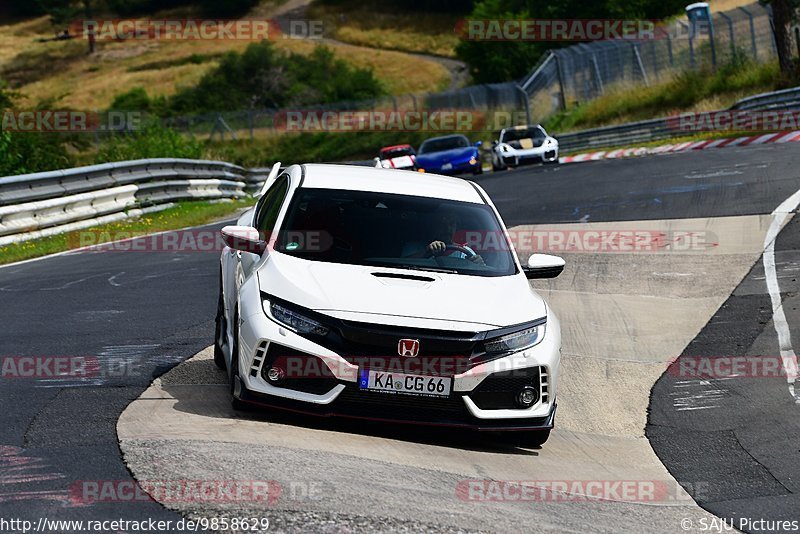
253, 175, 289, 239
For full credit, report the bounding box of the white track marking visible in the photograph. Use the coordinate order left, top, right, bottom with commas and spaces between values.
763, 189, 800, 403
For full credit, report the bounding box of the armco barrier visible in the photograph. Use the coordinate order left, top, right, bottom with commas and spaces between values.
0, 159, 262, 246
556, 85, 800, 153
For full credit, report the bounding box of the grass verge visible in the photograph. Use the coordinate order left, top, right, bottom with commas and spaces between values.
307, 0, 462, 58
0, 198, 253, 265
546, 58, 781, 133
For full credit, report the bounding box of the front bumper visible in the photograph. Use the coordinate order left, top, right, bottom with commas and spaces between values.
237, 382, 557, 431
498, 146, 558, 166
235, 286, 561, 431
420, 160, 480, 175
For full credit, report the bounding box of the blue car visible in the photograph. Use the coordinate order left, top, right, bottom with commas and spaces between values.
416, 134, 483, 175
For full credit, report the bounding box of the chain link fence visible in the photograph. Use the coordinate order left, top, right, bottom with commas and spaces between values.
531, 2, 779, 121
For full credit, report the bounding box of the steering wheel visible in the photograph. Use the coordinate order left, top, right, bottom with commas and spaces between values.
428, 244, 477, 259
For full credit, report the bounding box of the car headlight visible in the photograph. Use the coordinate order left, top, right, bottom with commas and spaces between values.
265, 301, 329, 336
483, 323, 545, 355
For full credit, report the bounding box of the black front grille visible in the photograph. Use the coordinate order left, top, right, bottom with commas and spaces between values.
469, 367, 541, 410
317, 320, 480, 376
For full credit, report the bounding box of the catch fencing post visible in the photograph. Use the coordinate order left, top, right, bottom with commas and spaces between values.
666, 33, 674, 67
649, 41, 659, 81
632, 43, 649, 85
514, 84, 532, 125
739, 6, 758, 59
555, 52, 567, 110
719, 11, 736, 59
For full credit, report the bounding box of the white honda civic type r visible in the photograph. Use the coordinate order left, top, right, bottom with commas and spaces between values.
215, 163, 564, 447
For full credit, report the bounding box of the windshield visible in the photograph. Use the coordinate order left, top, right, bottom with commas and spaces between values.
276, 188, 517, 277
502, 127, 545, 143
419, 136, 469, 154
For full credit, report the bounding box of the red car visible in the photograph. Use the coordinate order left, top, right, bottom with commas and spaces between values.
376, 144, 418, 171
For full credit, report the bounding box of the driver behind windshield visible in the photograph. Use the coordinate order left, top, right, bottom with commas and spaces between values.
403, 211, 485, 265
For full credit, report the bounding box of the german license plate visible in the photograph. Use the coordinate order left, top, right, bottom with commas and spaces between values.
358, 369, 451, 397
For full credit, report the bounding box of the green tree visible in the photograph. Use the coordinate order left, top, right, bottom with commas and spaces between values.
762, 0, 800, 79
456, 0, 688, 83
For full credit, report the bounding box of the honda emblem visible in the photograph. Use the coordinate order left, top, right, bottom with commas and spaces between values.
397, 339, 420, 357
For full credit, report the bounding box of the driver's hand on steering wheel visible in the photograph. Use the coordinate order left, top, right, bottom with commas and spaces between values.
426, 240, 447, 256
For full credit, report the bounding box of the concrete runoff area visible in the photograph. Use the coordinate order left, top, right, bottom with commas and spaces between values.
118, 215, 774, 532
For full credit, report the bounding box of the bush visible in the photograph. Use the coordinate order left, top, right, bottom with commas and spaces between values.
109, 87, 168, 115
159, 41, 384, 116
0, 131, 76, 176
0, 81, 77, 176
95, 122, 203, 162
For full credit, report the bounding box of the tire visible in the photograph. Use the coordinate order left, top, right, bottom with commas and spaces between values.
213, 270, 227, 370
473, 164, 483, 176
229, 308, 250, 411
513, 429, 551, 449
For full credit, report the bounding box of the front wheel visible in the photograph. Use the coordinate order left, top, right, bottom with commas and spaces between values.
213, 271, 227, 370
513, 429, 551, 449
229, 308, 251, 411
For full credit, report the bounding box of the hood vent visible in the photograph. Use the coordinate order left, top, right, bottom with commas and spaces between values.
371, 272, 436, 283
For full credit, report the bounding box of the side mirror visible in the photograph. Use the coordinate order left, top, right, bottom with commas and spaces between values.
475, 140, 483, 148
221, 226, 267, 255
523, 253, 565, 279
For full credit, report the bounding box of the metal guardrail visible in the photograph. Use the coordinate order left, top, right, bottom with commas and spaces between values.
729, 86, 800, 111
0, 159, 273, 246
555, 85, 800, 153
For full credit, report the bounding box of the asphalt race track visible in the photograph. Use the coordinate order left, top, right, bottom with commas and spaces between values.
2, 142, 800, 532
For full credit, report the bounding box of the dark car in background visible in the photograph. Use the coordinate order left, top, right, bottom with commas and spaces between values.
415, 134, 482, 176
